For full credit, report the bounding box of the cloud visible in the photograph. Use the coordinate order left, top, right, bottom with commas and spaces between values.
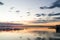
48, 13, 60, 16
16, 10, 20, 13
0, 2, 4, 5
35, 14, 41, 17
33, 13, 60, 23
40, 0, 60, 9
41, 14, 46, 16
26, 12, 30, 16
53, 17, 60, 19
31, 20, 60, 23
10, 7, 15, 9
0, 23, 23, 26
31, 17, 60, 23
31, 20, 48, 23
35, 13, 46, 17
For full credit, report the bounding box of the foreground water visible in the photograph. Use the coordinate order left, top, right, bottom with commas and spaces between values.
0, 31, 43, 40
0, 29, 56, 40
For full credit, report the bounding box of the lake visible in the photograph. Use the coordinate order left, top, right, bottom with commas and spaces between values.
0, 29, 56, 40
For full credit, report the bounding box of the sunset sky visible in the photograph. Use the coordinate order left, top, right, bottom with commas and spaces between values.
0, 0, 60, 25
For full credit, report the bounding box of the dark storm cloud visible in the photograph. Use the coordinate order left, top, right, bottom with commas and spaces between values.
48, 13, 60, 16
0, 2, 4, 5
40, 0, 60, 9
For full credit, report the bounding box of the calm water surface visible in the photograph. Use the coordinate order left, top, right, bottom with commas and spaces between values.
0, 30, 41, 40
0, 28, 55, 40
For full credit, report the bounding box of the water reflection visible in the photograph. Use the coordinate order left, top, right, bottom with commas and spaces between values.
0, 30, 39, 40
0, 29, 59, 40
0, 30, 56, 40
